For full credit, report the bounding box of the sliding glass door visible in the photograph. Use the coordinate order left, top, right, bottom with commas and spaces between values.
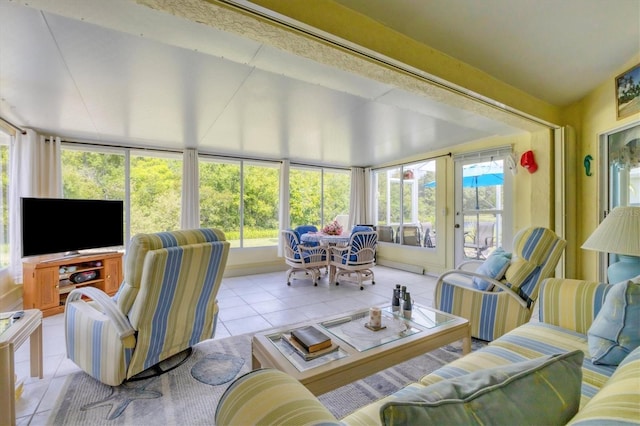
599, 123, 640, 280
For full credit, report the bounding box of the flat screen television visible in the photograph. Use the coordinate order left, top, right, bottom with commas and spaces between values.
21, 197, 124, 258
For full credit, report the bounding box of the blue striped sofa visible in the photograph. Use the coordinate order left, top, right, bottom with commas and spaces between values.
215, 278, 640, 425
65, 228, 229, 386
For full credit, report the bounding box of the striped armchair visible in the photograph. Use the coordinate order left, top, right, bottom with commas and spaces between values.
435, 226, 566, 341
65, 228, 230, 386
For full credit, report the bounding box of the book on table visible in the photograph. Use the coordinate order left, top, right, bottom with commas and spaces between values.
290, 326, 332, 353
282, 333, 340, 361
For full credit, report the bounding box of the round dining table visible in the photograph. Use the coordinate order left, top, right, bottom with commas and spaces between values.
300, 232, 350, 245
300, 233, 351, 284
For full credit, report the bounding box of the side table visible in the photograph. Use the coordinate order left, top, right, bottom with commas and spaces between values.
0, 309, 43, 426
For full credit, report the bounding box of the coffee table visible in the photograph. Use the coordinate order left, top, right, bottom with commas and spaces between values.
251, 304, 470, 395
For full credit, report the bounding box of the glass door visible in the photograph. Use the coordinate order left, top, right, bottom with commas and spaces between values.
454, 151, 513, 266
601, 123, 640, 279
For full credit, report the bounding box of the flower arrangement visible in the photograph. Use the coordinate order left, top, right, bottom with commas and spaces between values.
322, 220, 343, 235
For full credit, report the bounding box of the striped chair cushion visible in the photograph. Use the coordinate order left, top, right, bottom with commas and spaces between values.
567, 345, 640, 425
436, 281, 533, 341
126, 240, 228, 377
117, 228, 225, 313
65, 299, 131, 386
215, 369, 340, 426
504, 227, 566, 301
538, 278, 611, 335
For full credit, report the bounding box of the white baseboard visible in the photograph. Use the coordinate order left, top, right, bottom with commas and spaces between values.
376, 259, 425, 275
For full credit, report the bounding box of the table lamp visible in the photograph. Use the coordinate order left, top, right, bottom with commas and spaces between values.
581, 206, 640, 283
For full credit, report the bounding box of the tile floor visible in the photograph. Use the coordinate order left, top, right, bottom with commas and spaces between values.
11, 265, 438, 425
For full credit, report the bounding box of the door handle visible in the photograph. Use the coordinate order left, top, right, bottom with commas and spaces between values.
454, 224, 460, 228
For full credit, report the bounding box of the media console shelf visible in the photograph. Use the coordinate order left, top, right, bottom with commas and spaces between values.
22, 252, 123, 317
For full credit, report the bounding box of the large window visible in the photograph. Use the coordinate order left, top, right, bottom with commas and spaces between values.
129, 151, 182, 234
199, 157, 280, 248
62, 145, 182, 240
289, 166, 350, 229
374, 160, 436, 247
0, 132, 9, 268
62, 146, 125, 201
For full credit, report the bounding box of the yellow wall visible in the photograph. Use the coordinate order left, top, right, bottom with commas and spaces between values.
562, 55, 640, 280
248, 0, 561, 125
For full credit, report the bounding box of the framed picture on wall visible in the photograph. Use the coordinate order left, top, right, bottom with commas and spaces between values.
615, 63, 640, 120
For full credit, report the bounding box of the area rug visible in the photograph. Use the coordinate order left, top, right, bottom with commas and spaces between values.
48, 334, 484, 425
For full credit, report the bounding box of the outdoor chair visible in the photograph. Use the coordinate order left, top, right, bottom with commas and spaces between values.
376, 225, 394, 243
282, 229, 328, 286
64, 228, 230, 386
398, 224, 422, 246
421, 222, 435, 247
329, 227, 377, 290
464, 221, 495, 259
435, 226, 566, 341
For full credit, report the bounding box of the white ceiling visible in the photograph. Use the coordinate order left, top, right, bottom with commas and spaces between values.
0, 0, 638, 168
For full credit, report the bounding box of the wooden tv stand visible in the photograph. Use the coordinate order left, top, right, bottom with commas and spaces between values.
22, 252, 123, 317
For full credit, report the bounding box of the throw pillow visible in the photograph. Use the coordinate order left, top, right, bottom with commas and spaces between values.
380, 350, 583, 426
472, 248, 512, 291
587, 276, 640, 365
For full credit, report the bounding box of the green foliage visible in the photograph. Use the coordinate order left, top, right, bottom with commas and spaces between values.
290, 168, 322, 226
59, 148, 350, 247
289, 168, 349, 227
62, 150, 125, 200
199, 162, 241, 231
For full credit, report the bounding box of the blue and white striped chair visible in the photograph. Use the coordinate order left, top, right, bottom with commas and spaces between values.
435, 226, 566, 341
64, 228, 230, 386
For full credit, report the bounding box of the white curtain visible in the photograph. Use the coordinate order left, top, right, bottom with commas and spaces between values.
277, 160, 290, 257
364, 167, 373, 224
181, 148, 199, 229
9, 130, 62, 282
348, 167, 368, 228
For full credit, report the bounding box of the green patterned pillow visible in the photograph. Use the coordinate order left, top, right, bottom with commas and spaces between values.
380, 350, 583, 426
587, 277, 640, 365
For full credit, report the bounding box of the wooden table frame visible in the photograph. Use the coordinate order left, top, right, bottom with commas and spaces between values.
252, 305, 470, 396
0, 309, 43, 426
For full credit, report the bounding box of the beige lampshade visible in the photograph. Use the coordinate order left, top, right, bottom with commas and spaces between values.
581, 206, 640, 256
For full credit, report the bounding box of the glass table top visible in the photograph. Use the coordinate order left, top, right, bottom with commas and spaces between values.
384, 305, 457, 330
317, 304, 454, 352
264, 304, 458, 370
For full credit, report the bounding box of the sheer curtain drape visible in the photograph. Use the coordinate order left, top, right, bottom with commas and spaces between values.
9, 130, 62, 282
278, 160, 290, 257
348, 167, 372, 228
181, 148, 199, 229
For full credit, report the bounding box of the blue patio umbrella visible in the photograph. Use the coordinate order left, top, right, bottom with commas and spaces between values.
424, 164, 504, 188
425, 163, 504, 209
